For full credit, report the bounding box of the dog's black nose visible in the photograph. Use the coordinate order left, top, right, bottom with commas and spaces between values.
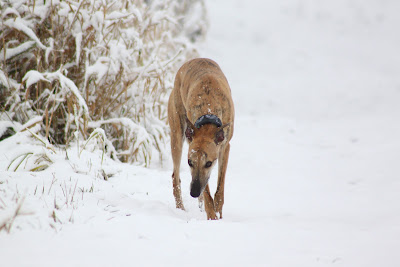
190, 179, 201, 198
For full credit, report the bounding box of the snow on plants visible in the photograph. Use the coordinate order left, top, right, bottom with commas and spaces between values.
0, 0, 207, 165
0, 0, 207, 233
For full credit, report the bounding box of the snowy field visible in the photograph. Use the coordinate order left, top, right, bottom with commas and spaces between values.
1, 0, 400, 266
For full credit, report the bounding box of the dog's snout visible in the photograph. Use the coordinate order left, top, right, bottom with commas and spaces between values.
190, 179, 202, 198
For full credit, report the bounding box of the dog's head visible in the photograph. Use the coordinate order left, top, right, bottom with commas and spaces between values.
185, 117, 229, 198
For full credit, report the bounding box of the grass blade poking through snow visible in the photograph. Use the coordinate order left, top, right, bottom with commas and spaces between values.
7, 153, 33, 172
80, 128, 107, 165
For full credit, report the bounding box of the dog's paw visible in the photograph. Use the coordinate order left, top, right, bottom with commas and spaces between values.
216, 211, 223, 219
207, 212, 218, 220
205, 205, 218, 220
214, 192, 224, 217
175, 201, 185, 211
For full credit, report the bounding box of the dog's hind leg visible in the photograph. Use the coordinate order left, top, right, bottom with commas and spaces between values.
214, 142, 230, 219
203, 184, 218, 220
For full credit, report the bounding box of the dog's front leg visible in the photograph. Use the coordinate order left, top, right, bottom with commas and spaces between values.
203, 184, 218, 220
171, 134, 184, 210
169, 113, 185, 210
214, 143, 230, 219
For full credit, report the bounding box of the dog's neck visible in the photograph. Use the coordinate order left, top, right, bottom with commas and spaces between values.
194, 114, 222, 129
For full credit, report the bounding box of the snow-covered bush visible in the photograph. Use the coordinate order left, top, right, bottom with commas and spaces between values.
0, 0, 207, 165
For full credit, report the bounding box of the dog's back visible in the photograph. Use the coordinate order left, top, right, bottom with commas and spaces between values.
173, 58, 234, 141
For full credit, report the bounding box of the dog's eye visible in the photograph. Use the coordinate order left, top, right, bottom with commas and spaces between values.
205, 161, 212, 168
188, 159, 193, 167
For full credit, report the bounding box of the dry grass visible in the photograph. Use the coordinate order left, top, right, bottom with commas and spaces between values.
1, 0, 207, 165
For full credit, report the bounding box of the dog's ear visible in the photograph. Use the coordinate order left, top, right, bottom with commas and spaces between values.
214, 123, 230, 145
185, 117, 195, 142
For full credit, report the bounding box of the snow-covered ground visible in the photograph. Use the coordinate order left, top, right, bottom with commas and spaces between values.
1, 0, 400, 266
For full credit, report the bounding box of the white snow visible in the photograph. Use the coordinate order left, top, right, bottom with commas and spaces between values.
23, 70, 50, 89
0, 40, 36, 61
1, 0, 400, 266
46, 70, 90, 115
4, 17, 47, 50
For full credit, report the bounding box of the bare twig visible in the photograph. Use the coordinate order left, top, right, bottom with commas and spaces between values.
0, 195, 27, 233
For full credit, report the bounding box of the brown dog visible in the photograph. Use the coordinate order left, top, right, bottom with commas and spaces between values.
168, 58, 234, 220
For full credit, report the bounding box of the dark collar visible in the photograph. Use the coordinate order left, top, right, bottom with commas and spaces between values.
194, 114, 222, 129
